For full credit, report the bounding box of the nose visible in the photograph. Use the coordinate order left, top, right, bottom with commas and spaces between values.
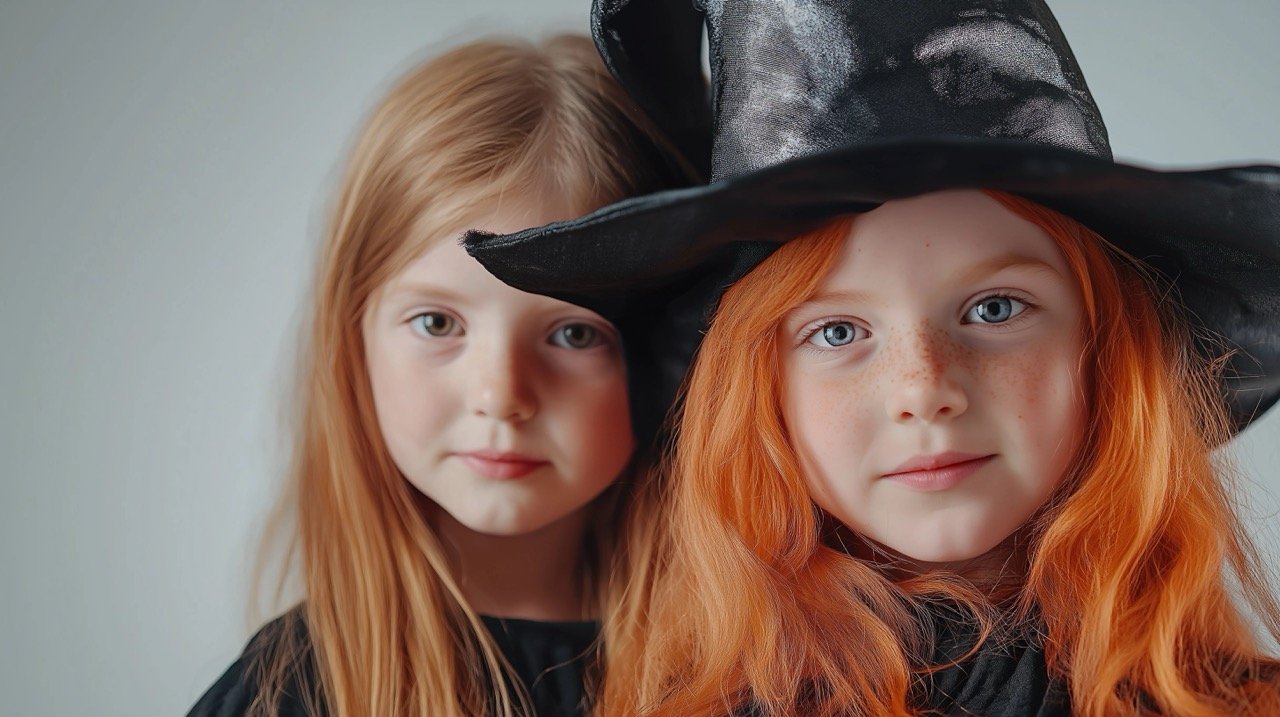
465, 338, 537, 423
883, 329, 968, 423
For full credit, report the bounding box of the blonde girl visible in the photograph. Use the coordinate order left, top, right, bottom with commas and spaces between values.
189, 35, 694, 717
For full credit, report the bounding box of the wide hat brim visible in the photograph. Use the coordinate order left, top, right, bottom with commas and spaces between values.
466, 136, 1280, 431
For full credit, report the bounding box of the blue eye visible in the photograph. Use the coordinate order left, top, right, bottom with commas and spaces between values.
964, 295, 1027, 324
807, 321, 866, 348
550, 322, 606, 349
411, 312, 459, 337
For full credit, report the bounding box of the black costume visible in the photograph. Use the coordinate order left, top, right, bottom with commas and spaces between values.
928, 644, 1069, 716
923, 610, 1070, 717
187, 609, 599, 717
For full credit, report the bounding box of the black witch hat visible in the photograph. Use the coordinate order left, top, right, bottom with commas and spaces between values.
466, 0, 1280, 431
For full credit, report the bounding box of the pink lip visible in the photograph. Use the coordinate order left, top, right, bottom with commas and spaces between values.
881, 452, 995, 492
455, 450, 549, 480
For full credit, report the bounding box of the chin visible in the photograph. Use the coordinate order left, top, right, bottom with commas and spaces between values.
463, 508, 584, 538
893, 535, 1004, 567
900, 547, 977, 565
467, 517, 540, 537
434, 505, 524, 536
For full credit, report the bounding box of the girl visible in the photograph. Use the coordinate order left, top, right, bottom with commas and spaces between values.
189, 35, 694, 717
463, 0, 1280, 714
630, 188, 1280, 716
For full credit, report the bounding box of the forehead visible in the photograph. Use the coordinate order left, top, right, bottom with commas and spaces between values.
821, 190, 1066, 287
378, 194, 587, 311
390, 189, 575, 287
390, 234, 490, 286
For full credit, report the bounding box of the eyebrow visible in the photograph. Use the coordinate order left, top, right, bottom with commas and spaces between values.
953, 252, 1066, 286
380, 283, 470, 306
792, 253, 1065, 313
797, 288, 876, 307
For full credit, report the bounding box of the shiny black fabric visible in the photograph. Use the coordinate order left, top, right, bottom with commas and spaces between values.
698, 0, 1109, 179
466, 0, 1280, 431
186, 610, 600, 717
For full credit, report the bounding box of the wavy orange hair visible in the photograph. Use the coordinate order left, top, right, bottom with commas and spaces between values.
246, 36, 693, 717
606, 192, 1280, 716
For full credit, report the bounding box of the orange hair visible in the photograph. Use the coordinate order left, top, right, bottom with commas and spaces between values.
247, 36, 694, 717
609, 192, 1280, 716
996, 192, 1280, 716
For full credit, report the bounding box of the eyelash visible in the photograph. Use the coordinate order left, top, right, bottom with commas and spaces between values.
410, 311, 461, 338
407, 311, 616, 350
961, 291, 1038, 330
547, 321, 615, 350
794, 291, 1039, 350
797, 319, 868, 352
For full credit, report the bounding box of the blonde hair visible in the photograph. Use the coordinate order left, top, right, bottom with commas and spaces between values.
249, 35, 694, 716
609, 193, 1280, 716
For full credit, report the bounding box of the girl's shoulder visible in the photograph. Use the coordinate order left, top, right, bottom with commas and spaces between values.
187, 610, 601, 717
187, 607, 322, 717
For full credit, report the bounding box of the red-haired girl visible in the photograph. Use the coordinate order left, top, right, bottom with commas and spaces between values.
465, 1, 1280, 715
625, 188, 1280, 715
188, 35, 695, 717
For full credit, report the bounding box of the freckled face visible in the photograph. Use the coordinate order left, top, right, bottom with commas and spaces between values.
362, 199, 634, 537
780, 190, 1086, 565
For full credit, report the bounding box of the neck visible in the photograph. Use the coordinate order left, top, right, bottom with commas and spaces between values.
834, 523, 1029, 595
428, 504, 594, 622
893, 544, 1027, 593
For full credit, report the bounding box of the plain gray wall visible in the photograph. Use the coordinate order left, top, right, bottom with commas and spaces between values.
2, 2, 1277, 715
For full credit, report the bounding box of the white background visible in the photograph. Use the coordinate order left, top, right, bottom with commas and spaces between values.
2, 2, 1278, 715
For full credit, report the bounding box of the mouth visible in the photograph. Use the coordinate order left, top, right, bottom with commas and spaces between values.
881, 452, 995, 492
454, 450, 550, 480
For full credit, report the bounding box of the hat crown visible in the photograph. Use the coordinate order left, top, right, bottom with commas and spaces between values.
700, 0, 1112, 182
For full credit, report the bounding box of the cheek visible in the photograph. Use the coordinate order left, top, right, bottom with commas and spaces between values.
366, 339, 454, 450
783, 364, 874, 489
553, 366, 633, 472
977, 338, 1084, 480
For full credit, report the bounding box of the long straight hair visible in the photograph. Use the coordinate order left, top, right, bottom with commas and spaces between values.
248, 36, 695, 717
612, 192, 1280, 716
